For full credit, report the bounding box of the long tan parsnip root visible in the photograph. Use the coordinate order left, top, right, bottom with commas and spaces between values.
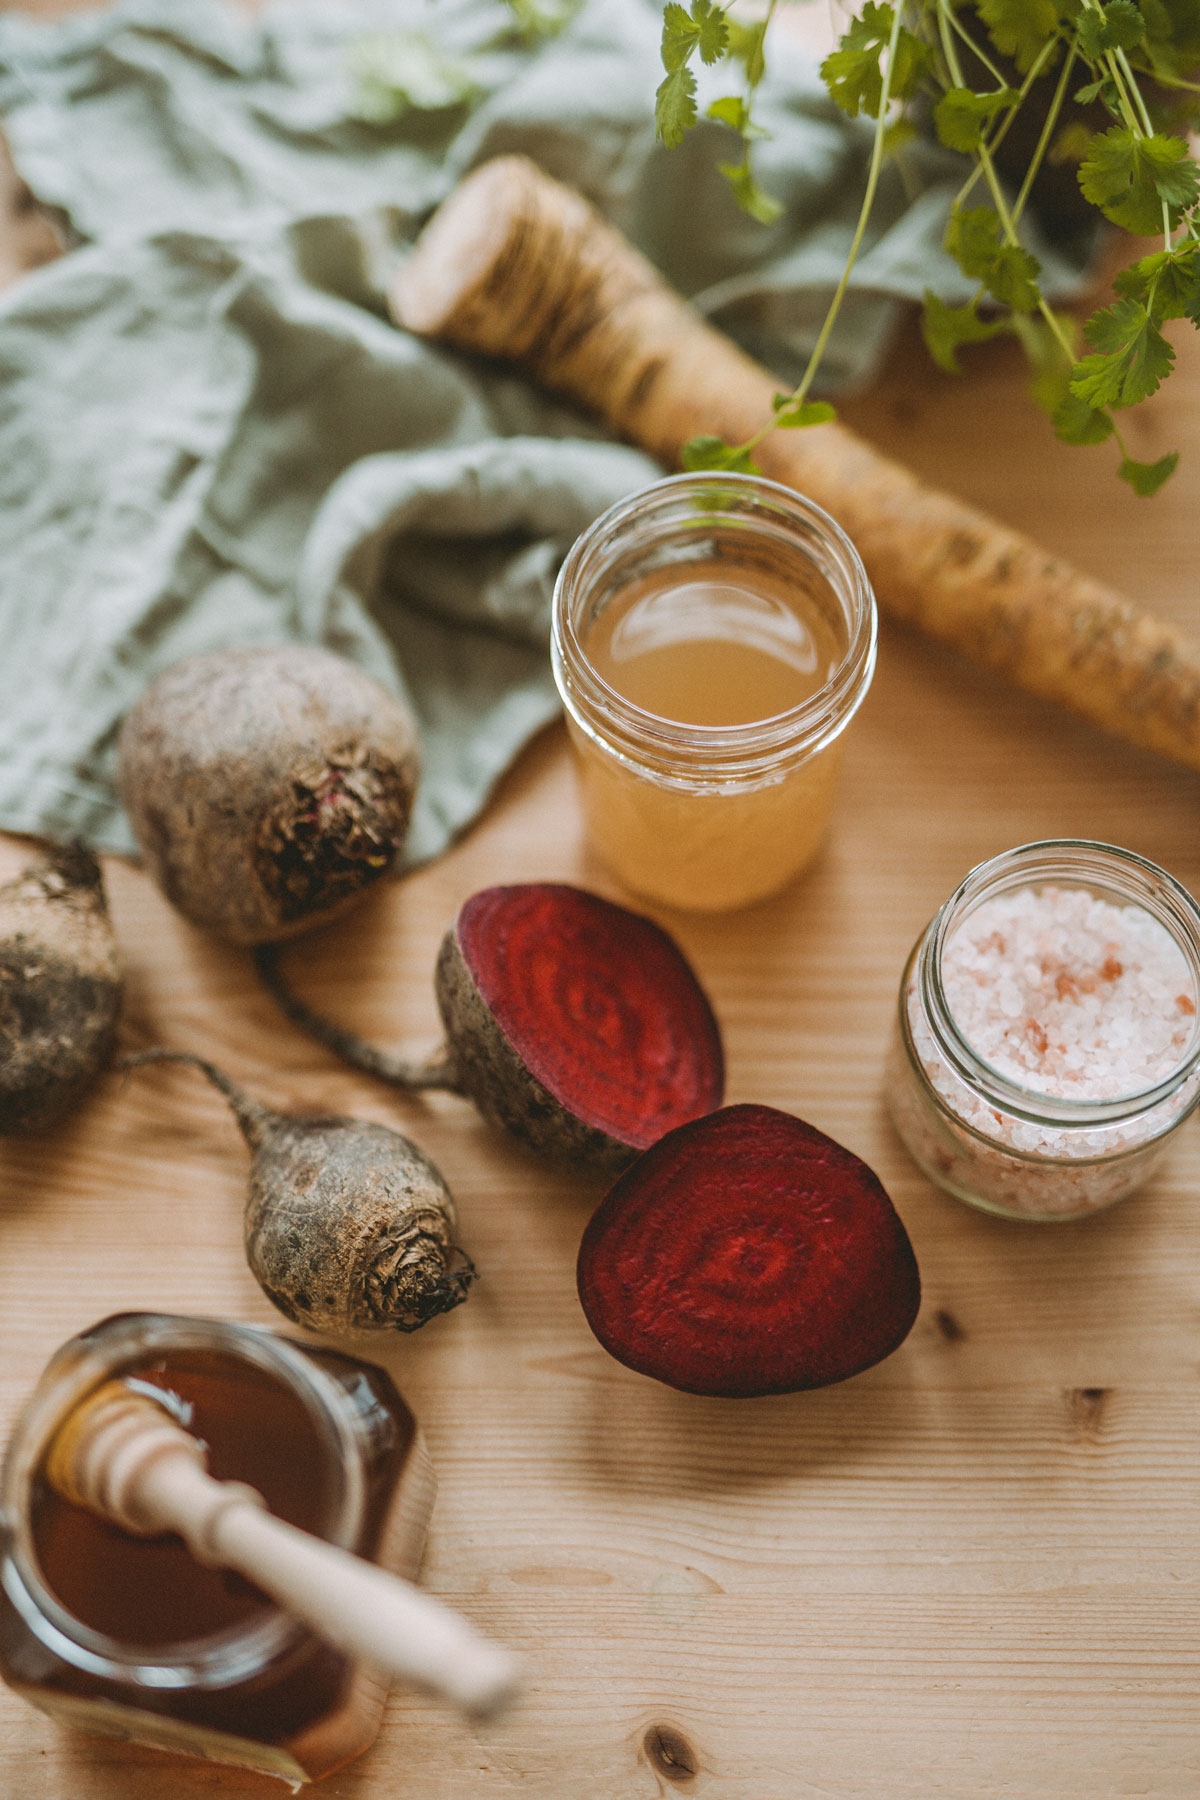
393, 156, 1200, 773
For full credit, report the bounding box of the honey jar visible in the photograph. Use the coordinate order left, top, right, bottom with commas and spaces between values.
0, 1312, 435, 1784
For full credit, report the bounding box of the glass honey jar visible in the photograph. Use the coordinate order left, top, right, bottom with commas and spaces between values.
0, 1312, 435, 1784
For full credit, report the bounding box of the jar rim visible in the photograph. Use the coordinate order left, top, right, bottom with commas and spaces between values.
1, 1313, 365, 1689
551, 471, 877, 781
918, 839, 1200, 1127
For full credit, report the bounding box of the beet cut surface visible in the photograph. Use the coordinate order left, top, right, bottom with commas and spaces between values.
577, 1104, 921, 1397
451, 884, 724, 1158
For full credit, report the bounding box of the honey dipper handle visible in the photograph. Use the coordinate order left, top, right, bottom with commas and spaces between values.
394, 155, 1200, 776
128, 1443, 519, 1719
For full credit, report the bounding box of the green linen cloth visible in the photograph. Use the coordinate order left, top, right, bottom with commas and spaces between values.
0, 0, 1096, 863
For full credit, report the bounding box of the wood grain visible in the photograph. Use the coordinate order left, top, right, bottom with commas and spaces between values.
2, 9, 1200, 1796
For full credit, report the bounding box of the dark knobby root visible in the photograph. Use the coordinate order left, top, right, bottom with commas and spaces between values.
577, 1104, 921, 1397
0, 844, 122, 1133
118, 645, 421, 946
257, 883, 725, 1172
122, 1050, 474, 1335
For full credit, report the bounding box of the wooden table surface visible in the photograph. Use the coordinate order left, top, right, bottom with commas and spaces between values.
4, 10, 1200, 1798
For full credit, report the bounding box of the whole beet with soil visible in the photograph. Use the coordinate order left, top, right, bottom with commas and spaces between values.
0, 844, 122, 1133
257, 883, 725, 1172
123, 1050, 474, 1335
577, 1103, 921, 1397
118, 646, 420, 946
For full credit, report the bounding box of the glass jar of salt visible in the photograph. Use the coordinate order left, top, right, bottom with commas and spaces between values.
886, 841, 1200, 1221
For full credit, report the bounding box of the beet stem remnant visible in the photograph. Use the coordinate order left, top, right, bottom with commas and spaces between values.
119, 1050, 474, 1335
253, 948, 461, 1093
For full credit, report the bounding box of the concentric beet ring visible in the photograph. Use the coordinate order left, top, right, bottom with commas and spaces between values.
577, 1104, 921, 1397
437, 884, 724, 1170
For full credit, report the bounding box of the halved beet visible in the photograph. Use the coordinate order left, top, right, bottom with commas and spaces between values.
436, 884, 724, 1170
257, 882, 725, 1173
577, 1104, 921, 1397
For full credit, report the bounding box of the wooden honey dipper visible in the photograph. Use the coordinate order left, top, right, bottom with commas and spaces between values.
393, 154, 1200, 775
45, 1379, 520, 1720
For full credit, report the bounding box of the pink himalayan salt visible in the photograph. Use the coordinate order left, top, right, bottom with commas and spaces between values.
942, 884, 1196, 1100
890, 883, 1200, 1218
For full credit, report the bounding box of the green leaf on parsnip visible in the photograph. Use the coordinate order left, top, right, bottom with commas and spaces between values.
1070, 297, 1175, 409
933, 85, 1020, 154
1119, 452, 1179, 496
921, 292, 1006, 372
771, 394, 837, 427
681, 434, 760, 472
1078, 127, 1200, 235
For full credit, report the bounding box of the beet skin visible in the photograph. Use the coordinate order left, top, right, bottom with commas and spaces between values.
577, 1103, 921, 1397
0, 844, 122, 1133
118, 646, 420, 945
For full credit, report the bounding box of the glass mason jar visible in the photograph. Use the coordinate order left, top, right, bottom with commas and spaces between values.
551, 472, 877, 911
0, 1312, 435, 1784
886, 841, 1200, 1222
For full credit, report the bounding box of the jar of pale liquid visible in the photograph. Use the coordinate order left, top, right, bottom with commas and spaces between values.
551, 473, 877, 910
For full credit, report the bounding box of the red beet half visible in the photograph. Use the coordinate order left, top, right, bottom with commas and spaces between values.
258, 884, 725, 1173
577, 1104, 921, 1398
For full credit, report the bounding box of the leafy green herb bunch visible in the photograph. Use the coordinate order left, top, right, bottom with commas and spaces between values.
656, 0, 1200, 494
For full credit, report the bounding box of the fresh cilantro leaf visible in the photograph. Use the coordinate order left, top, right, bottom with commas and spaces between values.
1079, 127, 1200, 235
1052, 392, 1115, 443
771, 394, 837, 426
1073, 79, 1106, 105
719, 159, 783, 223
1113, 245, 1200, 321
727, 16, 767, 85
943, 208, 1042, 311
933, 86, 1019, 155
1070, 296, 1176, 409
921, 292, 1006, 371
656, 63, 698, 146
978, 0, 1061, 72
708, 94, 752, 134
1119, 451, 1179, 494
820, 3, 894, 118
681, 434, 759, 472
1076, 0, 1146, 58
887, 28, 933, 102
944, 206, 1004, 280
661, 0, 727, 69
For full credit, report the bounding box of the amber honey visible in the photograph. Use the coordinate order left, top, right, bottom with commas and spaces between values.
0, 1314, 434, 1784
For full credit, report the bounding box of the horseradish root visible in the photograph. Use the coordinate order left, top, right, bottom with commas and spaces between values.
122, 1050, 474, 1333
118, 646, 420, 946
576, 1104, 921, 1397
0, 844, 122, 1133
257, 883, 724, 1172
393, 155, 1200, 775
